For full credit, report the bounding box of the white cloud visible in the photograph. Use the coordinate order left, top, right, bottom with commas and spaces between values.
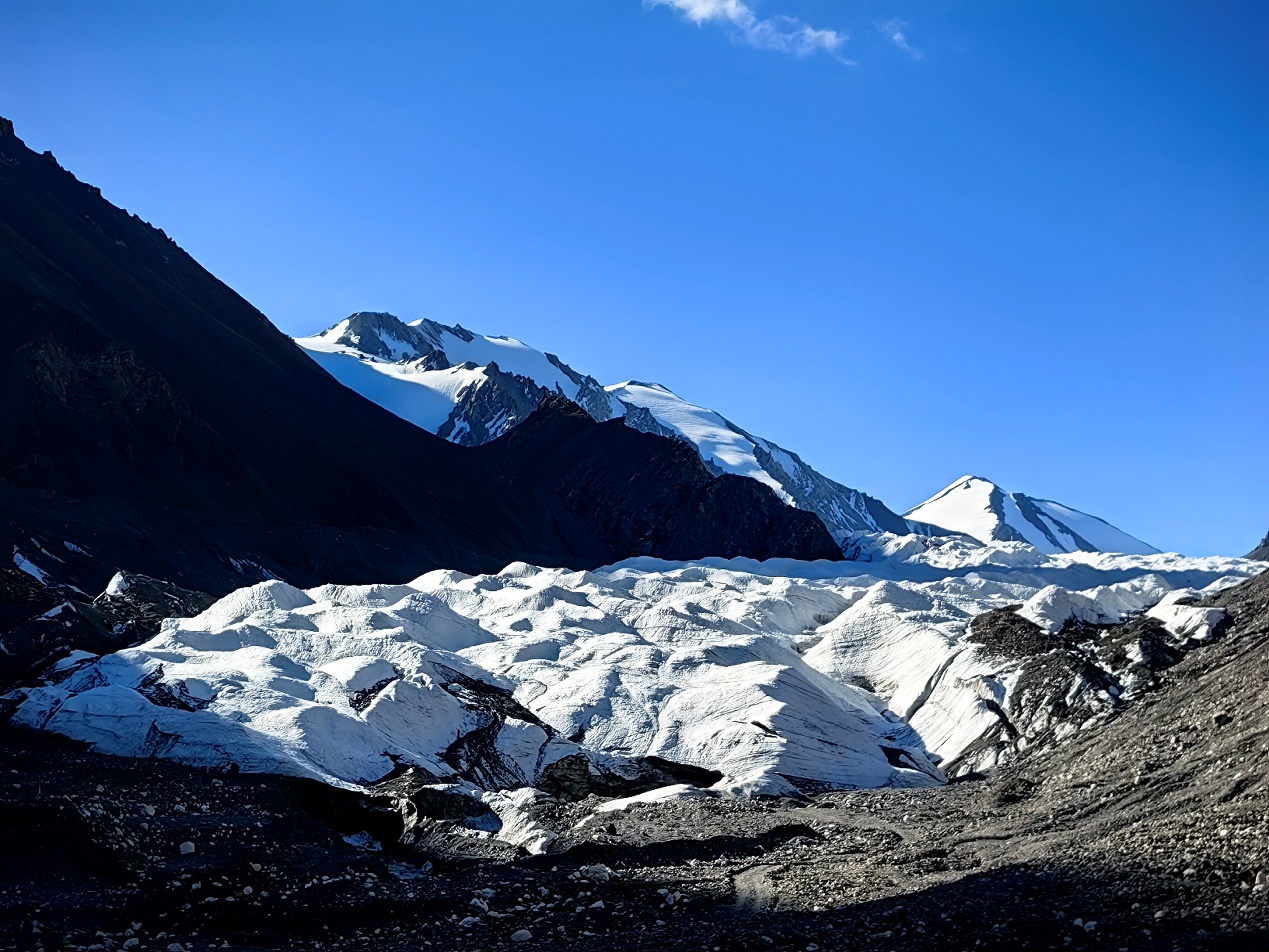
875, 17, 923, 59
647, 0, 849, 60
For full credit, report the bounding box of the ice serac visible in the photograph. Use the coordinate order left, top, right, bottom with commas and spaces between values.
295, 315, 908, 545
904, 476, 1159, 556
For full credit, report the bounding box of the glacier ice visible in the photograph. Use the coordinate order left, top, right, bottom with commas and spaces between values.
9, 536, 1257, 822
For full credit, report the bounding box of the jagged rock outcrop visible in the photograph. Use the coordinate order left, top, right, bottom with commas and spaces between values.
1248, 531, 1269, 561
0, 569, 213, 691
543, 352, 616, 423
330, 312, 450, 369
950, 581, 1238, 774
438, 362, 544, 445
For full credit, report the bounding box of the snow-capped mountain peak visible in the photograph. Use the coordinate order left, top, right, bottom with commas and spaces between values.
316, 311, 447, 366
295, 314, 910, 544
904, 475, 1159, 556
297, 312, 617, 442
298, 317, 1159, 557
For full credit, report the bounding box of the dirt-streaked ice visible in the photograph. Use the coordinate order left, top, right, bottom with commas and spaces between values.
10, 538, 1255, 812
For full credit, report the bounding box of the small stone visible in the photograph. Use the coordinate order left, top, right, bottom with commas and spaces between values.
510, 930, 532, 943
122, 941, 139, 950
179, 841, 195, 855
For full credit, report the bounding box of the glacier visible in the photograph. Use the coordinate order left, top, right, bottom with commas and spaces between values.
9, 535, 1256, 847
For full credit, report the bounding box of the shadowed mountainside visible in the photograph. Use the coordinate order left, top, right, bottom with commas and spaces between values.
0, 116, 838, 683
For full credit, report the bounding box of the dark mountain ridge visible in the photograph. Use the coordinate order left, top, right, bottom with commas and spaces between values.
1249, 531, 1269, 561
471, 395, 838, 563
0, 116, 838, 682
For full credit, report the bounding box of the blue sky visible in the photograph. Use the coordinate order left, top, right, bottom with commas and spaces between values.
2, 1, 1265, 555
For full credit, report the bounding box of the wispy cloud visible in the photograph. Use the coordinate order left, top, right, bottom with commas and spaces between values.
646, 0, 849, 60
874, 17, 923, 59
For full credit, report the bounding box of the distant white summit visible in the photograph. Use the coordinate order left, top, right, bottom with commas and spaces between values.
295, 313, 910, 544
904, 476, 1159, 556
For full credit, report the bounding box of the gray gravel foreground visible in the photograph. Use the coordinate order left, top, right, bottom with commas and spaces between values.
1, 572, 1266, 951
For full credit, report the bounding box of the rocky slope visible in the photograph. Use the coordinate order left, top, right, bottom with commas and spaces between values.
296, 312, 911, 544
1248, 531, 1269, 561
0, 567, 213, 690
905, 475, 1159, 555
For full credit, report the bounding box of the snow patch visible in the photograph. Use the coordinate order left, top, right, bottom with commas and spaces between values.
12, 547, 51, 584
